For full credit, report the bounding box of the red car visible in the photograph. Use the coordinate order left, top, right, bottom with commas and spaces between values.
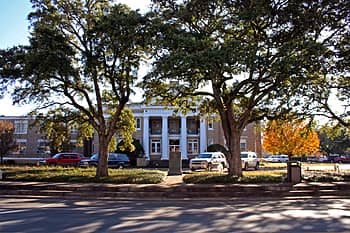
334, 156, 350, 163
40, 153, 87, 166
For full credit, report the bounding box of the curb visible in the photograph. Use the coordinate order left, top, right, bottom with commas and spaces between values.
1, 181, 350, 200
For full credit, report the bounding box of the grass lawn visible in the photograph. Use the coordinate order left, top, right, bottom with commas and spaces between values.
0, 165, 166, 184
183, 170, 287, 184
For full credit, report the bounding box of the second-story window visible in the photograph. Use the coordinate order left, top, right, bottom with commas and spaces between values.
208, 118, 214, 130
14, 120, 28, 134
135, 118, 141, 130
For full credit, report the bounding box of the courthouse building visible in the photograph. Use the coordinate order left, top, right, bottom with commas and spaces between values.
0, 103, 262, 161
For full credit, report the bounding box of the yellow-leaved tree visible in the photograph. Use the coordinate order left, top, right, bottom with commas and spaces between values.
263, 119, 320, 159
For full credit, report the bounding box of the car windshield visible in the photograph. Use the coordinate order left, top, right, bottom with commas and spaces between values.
52, 154, 61, 159
197, 154, 213, 159
117, 154, 129, 160
90, 154, 98, 160
241, 153, 248, 158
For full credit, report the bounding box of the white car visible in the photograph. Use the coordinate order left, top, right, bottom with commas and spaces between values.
189, 152, 228, 172
264, 154, 289, 163
241, 151, 259, 170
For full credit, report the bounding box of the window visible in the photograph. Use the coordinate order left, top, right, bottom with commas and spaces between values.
187, 119, 199, 134
169, 118, 180, 134
151, 119, 161, 134
151, 139, 161, 154
240, 142, 247, 151
13, 140, 27, 154
135, 118, 141, 130
187, 138, 198, 154
37, 139, 50, 155
208, 118, 214, 130
14, 120, 28, 134
169, 139, 180, 152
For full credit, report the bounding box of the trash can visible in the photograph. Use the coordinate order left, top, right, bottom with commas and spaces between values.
287, 161, 301, 183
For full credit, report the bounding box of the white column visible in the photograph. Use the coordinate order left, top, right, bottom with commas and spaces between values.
199, 116, 207, 153
143, 116, 150, 159
180, 116, 187, 159
161, 116, 168, 160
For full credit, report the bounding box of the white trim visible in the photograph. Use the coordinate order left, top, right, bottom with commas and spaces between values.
161, 116, 168, 160
143, 116, 150, 159
200, 117, 207, 153
180, 116, 187, 159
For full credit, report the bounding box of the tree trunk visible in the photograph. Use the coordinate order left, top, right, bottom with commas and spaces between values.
227, 130, 243, 177
96, 134, 109, 178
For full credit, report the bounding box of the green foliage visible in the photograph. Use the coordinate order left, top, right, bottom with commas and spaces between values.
0, 0, 148, 177
34, 108, 94, 154
112, 108, 136, 153
318, 123, 350, 155
140, 0, 343, 176
116, 138, 145, 166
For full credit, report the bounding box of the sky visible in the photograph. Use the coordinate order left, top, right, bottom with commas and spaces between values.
0, 0, 151, 116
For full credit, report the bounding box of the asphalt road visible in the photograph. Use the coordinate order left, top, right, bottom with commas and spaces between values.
1, 197, 350, 233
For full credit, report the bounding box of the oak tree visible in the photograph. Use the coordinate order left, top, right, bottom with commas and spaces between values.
141, 0, 341, 176
0, 0, 147, 177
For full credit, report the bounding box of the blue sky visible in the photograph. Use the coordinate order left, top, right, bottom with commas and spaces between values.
0, 0, 150, 116
0, 1, 32, 49
0, 1, 33, 116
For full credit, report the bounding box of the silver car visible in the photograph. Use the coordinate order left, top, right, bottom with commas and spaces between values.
189, 152, 228, 172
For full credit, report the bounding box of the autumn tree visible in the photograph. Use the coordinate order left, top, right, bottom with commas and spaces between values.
140, 0, 343, 176
263, 119, 320, 159
0, 0, 146, 177
0, 120, 16, 164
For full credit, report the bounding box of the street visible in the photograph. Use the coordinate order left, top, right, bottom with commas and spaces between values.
1, 197, 350, 233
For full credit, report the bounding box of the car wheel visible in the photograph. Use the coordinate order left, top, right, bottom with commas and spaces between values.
255, 162, 259, 170
244, 163, 249, 171
207, 163, 212, 171
217, 163, 224, 173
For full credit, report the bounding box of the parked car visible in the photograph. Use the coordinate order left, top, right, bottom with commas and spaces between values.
334, 156, 350, 163
263, 154, 289, 163
189, 152, 228, 172
241, 151, 259, 170
39, 152, 87, 166
79, 153, 131, 168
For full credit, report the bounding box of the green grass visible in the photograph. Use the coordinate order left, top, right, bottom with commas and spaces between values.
260, 162, 287, 168
183, 170, 287, 184
0, 166, 166, 184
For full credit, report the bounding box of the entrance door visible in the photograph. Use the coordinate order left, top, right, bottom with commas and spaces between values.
169, 139, 180, 152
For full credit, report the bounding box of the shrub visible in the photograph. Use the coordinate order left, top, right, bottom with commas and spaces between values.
207, 144, 229, 156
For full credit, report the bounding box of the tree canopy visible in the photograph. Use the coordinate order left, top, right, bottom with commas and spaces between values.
0, 0, 148, 177
318, 123, 350, 156
263, 119, 320, 158
140, 0, 343, 176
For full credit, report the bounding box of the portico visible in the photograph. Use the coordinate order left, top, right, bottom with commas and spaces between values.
137, 107, 205, 161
